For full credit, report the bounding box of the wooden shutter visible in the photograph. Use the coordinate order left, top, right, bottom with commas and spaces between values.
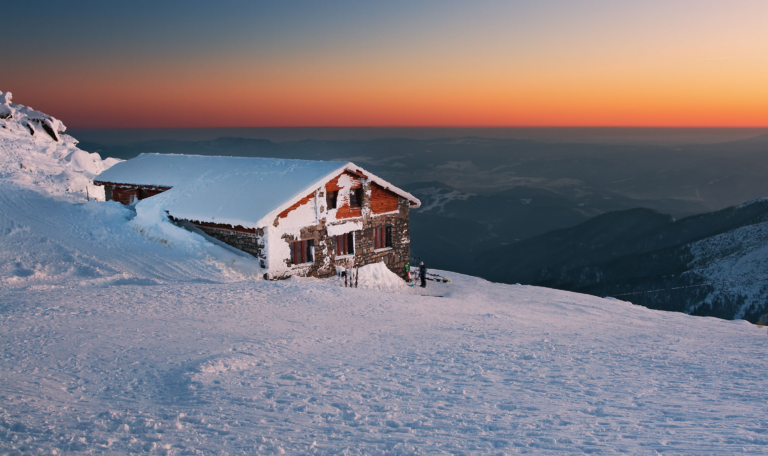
373, 226, 392, 249
335, 234, 354, 256
291, 240, 314, 265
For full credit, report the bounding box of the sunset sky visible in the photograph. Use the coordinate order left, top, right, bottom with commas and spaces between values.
5, 0, 768, 128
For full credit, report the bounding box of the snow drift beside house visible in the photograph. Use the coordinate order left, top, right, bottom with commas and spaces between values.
0, 90, 120, 200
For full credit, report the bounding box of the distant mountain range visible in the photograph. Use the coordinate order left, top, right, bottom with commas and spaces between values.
403, 182, 699, 273
471, 199, 768, 323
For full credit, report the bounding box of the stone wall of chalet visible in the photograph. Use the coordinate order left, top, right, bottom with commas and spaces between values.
283, 183, 411, 280
196, 225, 266, 268
353, 203, 410, 279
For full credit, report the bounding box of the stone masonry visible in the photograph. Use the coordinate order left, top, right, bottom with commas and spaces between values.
196, 226, 267, 269
284, 187, 411, 280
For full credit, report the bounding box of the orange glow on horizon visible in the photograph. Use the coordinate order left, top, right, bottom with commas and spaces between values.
10, 58, 766, 129
8, 32, 768, 129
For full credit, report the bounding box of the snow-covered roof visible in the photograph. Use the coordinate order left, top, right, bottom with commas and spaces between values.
96, 153, 420, 228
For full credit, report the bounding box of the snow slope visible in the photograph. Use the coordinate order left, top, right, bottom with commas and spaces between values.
0, 181, 263, 289
2, 264, 767, 454
1, 185, 767, 455
2, 92, 768, 454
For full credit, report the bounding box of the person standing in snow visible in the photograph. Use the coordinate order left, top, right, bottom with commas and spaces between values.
419, 261, 426, 288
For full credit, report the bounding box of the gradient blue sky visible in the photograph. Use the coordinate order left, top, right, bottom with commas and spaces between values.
5, 1, 768, 127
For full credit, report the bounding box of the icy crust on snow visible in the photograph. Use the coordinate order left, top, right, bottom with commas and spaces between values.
688, 219, 768, 318
0, 91, 119, 201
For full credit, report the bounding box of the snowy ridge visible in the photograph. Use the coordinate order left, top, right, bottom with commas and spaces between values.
737, 197, 768, 209
0, 91, 119, 201
688, 219, 768, 318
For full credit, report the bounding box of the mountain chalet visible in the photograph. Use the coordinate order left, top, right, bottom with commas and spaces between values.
94, 154, 420, 280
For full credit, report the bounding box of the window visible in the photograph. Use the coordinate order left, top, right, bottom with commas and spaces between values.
349, 188, 363, 208
290, 239, 314, 265
335, 233, 355, 256
326, 191, 338, 209
374, 225, 392, 250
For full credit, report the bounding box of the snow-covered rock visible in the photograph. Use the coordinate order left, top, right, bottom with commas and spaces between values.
0, 90, 119, 200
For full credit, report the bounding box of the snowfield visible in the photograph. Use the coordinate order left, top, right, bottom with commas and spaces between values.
2, 92, 768, 454
3, 254, 767, 454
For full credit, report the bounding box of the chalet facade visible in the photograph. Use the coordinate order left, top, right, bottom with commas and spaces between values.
94, 154, 420, 280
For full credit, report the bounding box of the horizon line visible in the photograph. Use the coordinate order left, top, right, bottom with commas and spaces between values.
69, 125, 768, 130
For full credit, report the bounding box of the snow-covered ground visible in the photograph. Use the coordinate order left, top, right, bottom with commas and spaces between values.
3, 259, 767, 454
2, 91, 768, 454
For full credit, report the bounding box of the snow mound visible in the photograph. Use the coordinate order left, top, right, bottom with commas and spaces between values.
325, 261, 410, 292
0, 90, 120, 200
356, 261, 409, 291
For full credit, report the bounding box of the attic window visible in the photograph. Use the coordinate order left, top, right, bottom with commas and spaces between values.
335, 233, 355, 256
290, 239, 315, 265
349, 188, 363, 208
374, 225, 392, 250
327, 191, 338, 209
